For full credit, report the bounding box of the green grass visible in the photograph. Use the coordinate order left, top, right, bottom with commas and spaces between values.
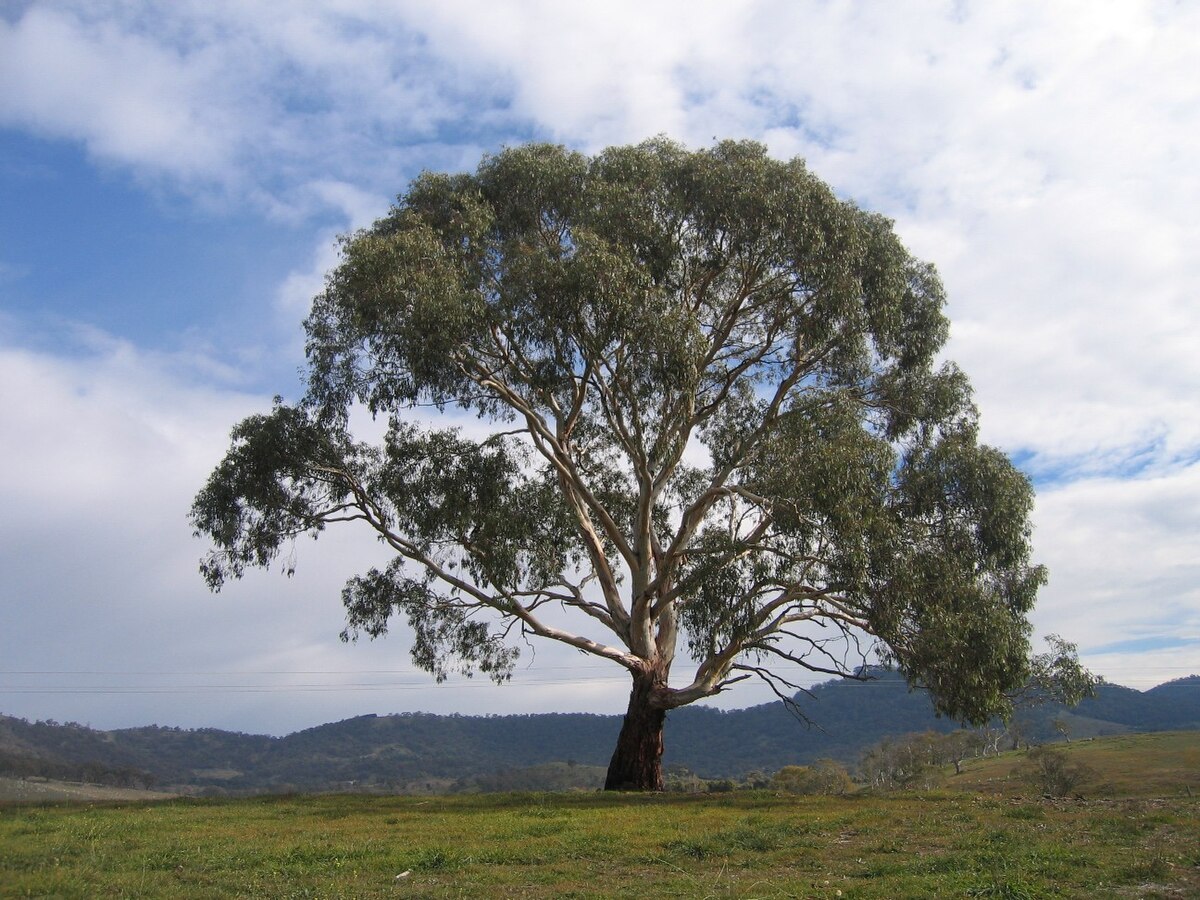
2, 732, 1197, 897
948, 731, 1200, 799
2, 790, 1197, 898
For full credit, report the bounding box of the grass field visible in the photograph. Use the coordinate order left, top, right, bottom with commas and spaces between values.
2, 734, 1197, 898
947, 731, 1200, 800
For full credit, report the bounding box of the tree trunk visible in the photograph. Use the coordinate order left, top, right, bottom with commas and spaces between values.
604, 671, 667, 791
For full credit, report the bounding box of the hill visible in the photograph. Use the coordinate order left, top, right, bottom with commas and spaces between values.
948, 730, 1200, 799
2, 671, 1196, 793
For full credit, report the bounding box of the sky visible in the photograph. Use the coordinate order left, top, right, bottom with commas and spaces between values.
1, 0, 1197, 736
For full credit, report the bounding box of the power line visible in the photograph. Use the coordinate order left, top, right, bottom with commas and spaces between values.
1, 664, 1194, 697
3, 666, 1194, 678
2, 679, 1195, 696
0, 681, 631, 695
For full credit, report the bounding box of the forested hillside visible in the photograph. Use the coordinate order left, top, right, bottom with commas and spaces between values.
2, 671, 1195, 793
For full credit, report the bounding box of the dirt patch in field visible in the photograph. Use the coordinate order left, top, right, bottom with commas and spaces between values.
0, 776, 177, 803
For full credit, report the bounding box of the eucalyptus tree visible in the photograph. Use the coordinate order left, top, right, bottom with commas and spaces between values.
192, 139, 1046, 791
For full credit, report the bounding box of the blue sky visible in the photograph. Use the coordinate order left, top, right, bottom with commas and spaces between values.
1, 1, 1197, 735
0, 131, 314, 359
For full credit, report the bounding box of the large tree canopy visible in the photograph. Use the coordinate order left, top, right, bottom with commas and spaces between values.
192, 139, 1045, 790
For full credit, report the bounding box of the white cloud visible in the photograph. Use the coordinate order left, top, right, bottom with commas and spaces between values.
0, 3, 511, 212
0, 7, 235, 178
1031, 462, 1200, 683
0, 333, 342, 731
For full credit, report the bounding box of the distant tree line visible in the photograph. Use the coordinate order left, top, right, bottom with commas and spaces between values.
0, 748, 157, 789
0, 669, 1192, 796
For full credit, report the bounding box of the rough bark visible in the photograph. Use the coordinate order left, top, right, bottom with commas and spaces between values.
604, 671, 667, 791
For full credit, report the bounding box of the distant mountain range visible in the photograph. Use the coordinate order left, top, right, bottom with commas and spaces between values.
2, 671, 1197, 794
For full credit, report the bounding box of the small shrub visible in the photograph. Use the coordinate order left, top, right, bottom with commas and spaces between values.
1020, 746, 1095, 797
966, 877, 1043, 899
772, 759, 853, 795
663, 766, 707, 793
411, 847, 462, 871
1123, 853, 1170, 881
720, 823, 784, 853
